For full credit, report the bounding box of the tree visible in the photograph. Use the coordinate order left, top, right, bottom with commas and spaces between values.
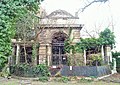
15, 13, 39, 64
0, 0, 43, 70
78, 38, 100, 50
99, 28, 115, 48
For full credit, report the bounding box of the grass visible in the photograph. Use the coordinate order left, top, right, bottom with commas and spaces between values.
0, 78, 119, 85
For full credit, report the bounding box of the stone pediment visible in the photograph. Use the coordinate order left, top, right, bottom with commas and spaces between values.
45, 9, 79, 19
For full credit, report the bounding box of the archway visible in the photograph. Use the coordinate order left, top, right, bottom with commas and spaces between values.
52, 32, 68, 65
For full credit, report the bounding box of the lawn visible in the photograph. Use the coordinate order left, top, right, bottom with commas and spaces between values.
0, 78, 119, 85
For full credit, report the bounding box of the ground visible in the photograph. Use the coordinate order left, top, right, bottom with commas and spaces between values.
101, 73, 120, 83
0, 73, 120, 85
0, 78, 119, 85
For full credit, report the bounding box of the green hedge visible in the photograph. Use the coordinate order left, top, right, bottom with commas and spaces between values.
116, 58, 120, 73
10, 64, 50, 77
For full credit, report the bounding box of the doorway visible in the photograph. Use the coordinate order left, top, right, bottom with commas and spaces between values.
52, 32, 68, 65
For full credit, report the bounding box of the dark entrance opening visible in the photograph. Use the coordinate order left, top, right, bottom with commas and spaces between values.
52, 32, 68, 65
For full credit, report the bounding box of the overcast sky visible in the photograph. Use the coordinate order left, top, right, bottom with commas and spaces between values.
41, 0, 120, 51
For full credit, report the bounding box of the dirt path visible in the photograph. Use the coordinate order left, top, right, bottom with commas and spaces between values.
101, 73, 120, 83
0, 74, 120, 85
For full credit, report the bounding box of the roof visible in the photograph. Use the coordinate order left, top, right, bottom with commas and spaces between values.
44, 9, 79, 19
40, 24, 83, 29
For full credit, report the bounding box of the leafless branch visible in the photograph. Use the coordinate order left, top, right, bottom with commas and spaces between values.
76, 0, 108, 14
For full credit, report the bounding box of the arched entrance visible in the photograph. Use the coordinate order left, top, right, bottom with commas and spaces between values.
52, 32, 68, 65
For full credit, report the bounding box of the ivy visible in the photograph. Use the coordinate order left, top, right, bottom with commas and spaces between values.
0, 0, 43, 70
65, 28, 115, 54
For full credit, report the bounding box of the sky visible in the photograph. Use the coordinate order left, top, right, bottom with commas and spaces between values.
41, 0, 120, 51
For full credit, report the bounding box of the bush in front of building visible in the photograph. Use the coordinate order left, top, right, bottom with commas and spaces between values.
10, 64, 50, 77
116, 58, 120, 73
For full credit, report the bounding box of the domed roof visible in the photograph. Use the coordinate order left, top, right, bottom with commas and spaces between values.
45, 9, 79, 19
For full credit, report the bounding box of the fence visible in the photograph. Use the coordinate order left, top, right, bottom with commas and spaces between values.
60, 65, 111, 77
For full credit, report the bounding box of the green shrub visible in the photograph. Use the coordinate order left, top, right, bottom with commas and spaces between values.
36, 64, 50, 77
10, 64, 50, 77
39, 76, 49, 82
78, 78, 93, 83
60, 76, 70, 83
116, 58, 120, 73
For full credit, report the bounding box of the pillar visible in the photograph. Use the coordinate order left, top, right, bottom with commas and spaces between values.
16, 44, 20, 64
84, 50, 86, 65
101, 45, 104, 63
38, 44, 47, 64
11, 45, 15, 65
112, 58, 117, 74
47, 44, 52, 66
106, 46, 112, 63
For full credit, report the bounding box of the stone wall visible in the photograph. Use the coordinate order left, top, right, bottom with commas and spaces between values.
38, 27, 81, 65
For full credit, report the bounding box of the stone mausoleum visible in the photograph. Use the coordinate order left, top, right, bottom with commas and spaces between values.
11, 9, 83, 66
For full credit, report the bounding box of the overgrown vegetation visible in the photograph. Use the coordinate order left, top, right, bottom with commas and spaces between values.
10, 64, 50, 77
15, 13, 40, 64
39, 76, 49, 82
78, 78, 93, 83
65, 28, 115, 65
99, 28, 115, 48
0, 0, 43, 70
112, 51, 120, 73
64, 28, 115, 66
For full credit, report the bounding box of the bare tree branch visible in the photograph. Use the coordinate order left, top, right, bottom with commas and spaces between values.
76, 0, 108, 14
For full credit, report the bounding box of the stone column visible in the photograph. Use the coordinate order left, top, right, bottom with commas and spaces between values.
109, 49, 112, 63
16, 44, 20, 64
11, 46, 15, 65
72, 29, 80, 43
84, 50, 86, 65
101, 45, 104, 63
112, 58, 117, 74
70, 49, 73, 65
106, 46, 112, 63
47, 44, 52, 66
38, 44, 47, 64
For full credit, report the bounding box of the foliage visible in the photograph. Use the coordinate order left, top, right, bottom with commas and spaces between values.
111, 51, 120, 71
36, 64, 50, 77
99, 28, 115, 48
32, 43, 39, 64
64, 28, 115, 66
112, 51, 120, 58
64, 28, 83, 66
15, 13, 39, 64
0, 0, 43, 70
10, 64, 50, 77
89, 54, 102, 61
116, 58, 120, 73
109, 59, 114, 70
89, 54, 102, 66
59, 76, 70, 83
77, 38, 101, 51
0, 64, 10, 77
15, 13, 39, 41
65, 28, 115, 55
39, 76, 49, 82
78, 78, 93, 83
64, 28, 74, 53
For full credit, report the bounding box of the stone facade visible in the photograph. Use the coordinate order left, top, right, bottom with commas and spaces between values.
38, 26, 82, 65
37, 9, 83, 65
11, 9, 83, 66
11, 9, 112, 66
